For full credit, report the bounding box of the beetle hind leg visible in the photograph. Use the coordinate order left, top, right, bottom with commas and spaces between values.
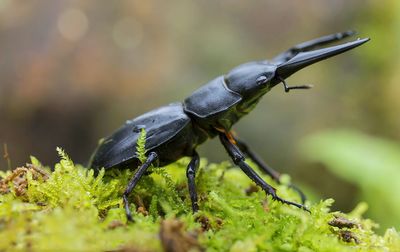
123, 152, 158, 222
219, 132, 309, 212
235, 138, 307, 204
186, 151, 200, 213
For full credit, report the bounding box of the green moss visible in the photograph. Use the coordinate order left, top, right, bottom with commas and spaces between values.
136, 128, 148, 164
0, 149, 399, 251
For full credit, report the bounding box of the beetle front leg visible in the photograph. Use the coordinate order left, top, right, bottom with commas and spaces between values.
219, 133, 309, 212
235, 138, 307, 204
186, 151, 200, 213
123, 152, 158, 221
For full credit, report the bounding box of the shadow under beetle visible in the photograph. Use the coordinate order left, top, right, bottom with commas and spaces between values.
89, 31, 369, 221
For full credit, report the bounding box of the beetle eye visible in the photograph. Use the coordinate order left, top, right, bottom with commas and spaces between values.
256, 75, 268, 85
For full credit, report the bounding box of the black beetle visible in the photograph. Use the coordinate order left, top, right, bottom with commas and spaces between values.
89, 31, 369, 220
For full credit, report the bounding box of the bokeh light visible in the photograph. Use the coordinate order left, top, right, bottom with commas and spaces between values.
57, 8, 89, 42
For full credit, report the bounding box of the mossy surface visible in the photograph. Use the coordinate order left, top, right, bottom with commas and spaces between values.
0, 148, 399, 251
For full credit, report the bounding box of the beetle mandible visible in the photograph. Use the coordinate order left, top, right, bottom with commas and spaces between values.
89, 31, 369, 220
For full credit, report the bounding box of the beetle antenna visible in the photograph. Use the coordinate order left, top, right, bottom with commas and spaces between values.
277, 76, 313, 93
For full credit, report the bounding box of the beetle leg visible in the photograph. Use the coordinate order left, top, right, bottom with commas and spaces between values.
123, 152, 158, 222
272, 30, 356, 64
219, 132, 309, 212
235, 138, 307, 203
186, 151, 200, 213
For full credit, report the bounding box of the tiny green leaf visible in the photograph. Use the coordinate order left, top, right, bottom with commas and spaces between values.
136, 128, 147, 164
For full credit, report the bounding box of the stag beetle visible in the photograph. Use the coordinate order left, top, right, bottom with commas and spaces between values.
89, 31, 369, 220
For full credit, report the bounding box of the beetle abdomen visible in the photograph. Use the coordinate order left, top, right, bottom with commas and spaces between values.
90, 103, 196, 170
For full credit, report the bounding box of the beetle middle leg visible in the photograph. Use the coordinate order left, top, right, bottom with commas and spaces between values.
234, 138, 307, 204
123, 152, 158, 221
186, 151, 200, 213
219, 132, 309, 212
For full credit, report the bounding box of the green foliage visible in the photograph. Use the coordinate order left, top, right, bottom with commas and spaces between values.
0, 149, 399, 251
300, 129, 400, 231
136, 128, 147, 163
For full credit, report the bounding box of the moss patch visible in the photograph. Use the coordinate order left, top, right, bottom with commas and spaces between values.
0, 149, 399, 251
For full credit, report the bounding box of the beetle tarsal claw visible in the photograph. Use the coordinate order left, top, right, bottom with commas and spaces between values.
274, 196, 310, 213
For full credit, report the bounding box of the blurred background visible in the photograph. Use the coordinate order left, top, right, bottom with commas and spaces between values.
1, 0, 399, 231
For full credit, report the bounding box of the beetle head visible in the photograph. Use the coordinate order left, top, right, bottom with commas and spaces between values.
225, 38, 369, 113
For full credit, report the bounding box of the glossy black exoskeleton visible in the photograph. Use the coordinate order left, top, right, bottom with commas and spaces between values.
89, 31, 369, 220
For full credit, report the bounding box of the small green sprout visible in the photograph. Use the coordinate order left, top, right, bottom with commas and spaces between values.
136, 128, 147, 164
